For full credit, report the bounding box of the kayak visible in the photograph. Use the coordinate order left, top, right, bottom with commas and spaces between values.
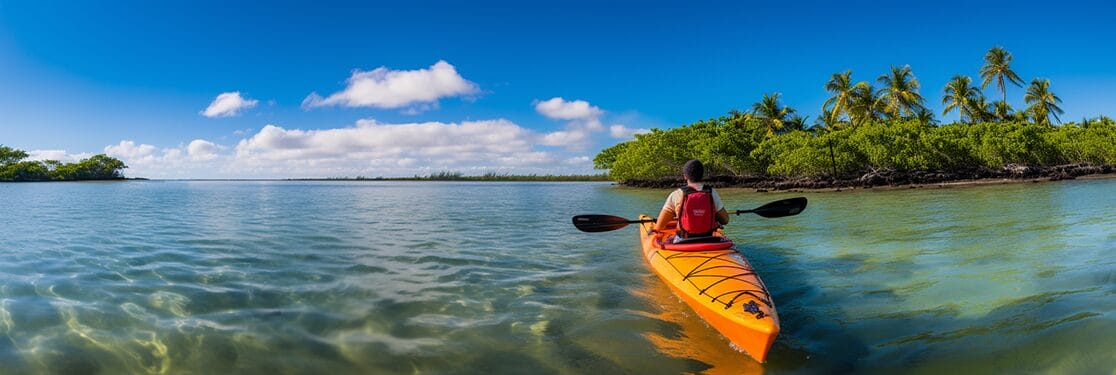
638, 214, 780, 362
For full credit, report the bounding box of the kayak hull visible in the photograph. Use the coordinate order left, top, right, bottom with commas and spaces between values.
639, 215, 780, 363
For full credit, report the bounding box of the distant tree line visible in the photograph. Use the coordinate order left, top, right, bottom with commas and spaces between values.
299, 171, 610, 182
595, 47, 1116, 181
0, 145, 128, 181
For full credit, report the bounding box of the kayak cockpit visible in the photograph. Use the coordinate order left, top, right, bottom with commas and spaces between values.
654, 235, 735, 251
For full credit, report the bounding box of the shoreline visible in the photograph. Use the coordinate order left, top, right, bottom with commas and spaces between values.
617, 163, 1116, 192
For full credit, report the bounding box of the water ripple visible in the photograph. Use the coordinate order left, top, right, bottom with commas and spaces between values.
0, 180, 1113, 373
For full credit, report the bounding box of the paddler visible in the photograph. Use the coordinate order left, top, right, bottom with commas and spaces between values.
652, 159, 730, 243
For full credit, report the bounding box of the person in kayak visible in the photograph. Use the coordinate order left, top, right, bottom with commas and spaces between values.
653, 159, 730, 242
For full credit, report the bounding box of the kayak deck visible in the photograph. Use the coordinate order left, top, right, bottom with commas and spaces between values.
638, 215, 779, 363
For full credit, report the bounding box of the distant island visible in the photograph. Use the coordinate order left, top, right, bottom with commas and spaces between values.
594, 46, 1116, 190
291, 171, 610, 182
0, 145, 128, 182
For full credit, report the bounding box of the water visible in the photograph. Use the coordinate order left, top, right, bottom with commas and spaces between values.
0, 179, 1113, 374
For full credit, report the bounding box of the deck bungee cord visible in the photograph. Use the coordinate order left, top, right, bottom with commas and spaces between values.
655, 249, 774, 315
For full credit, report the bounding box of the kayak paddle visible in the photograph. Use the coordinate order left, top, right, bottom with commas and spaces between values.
735, 196, 808, 218
571, 215, 654, 233
573, 197, 808, 232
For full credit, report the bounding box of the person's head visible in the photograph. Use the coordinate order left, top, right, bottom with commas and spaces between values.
682, 159, 704, 182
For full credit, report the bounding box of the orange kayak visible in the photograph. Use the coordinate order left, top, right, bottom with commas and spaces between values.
638, 215, 780, 362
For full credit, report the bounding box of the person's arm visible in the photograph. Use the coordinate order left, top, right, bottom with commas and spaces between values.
716, 208, 730, 225
654, 190, 679, 232
712, 189, 729, 226
655, 209, 675, 232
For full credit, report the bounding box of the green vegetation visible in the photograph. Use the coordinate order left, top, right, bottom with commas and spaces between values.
597, 117, 1116, 181
596, 46, 1116, 182
0, 145, 128, 181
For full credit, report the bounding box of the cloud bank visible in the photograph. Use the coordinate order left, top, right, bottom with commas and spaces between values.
81, 87, 648, 178
98, 118, 602, 178
26, 150, 94, 162
532, 97, 644, 148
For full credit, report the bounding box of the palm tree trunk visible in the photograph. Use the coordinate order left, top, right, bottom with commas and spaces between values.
1000, 76, 1007, 103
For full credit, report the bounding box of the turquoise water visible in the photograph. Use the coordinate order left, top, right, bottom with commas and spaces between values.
0, 180, 1113, 374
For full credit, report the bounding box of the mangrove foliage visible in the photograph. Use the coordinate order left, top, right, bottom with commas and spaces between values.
0, 146, 128, 181
595, 47, 1116, 183
296, 171, 611, 182
596, 117, 1116, 181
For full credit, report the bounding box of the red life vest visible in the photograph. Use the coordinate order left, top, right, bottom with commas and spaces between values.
678, 185, 716, 238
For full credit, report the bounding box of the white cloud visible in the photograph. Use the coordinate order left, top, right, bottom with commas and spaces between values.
564, 156, 591, 165
104, 140, 229, 178
609, 124, 650, 139
534, 97, 603, 121
237, 119, 542, 164
26, 150, 94, 162
105, 140, 158, 161
202, 92, 259, 118
539, 129, 590, 147
187, 139, 222, 161
96, 113, 627, 178
221, 118, 621, 177
532, 97, 610, 150
302, 60, 478, 110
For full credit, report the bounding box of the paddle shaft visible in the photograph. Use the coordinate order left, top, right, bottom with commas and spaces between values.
573, 197, 807, 233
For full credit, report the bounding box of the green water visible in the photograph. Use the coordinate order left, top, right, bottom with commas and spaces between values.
0, 180, 1113, 374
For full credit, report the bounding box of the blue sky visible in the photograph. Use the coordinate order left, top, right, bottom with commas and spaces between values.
1, 1, 1113, 178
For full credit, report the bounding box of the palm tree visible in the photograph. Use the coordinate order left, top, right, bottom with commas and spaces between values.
848, 82, 883, 126
942, 75, 982, 123
1024, 78, 1064, 125
913, 106, 938, 125
785, 114, 809, 132
726, 108, 753, 124
973, 95, 999, 122
816, 108, 847, 130
877, 65, 926, 119
822, 70, 856, 124
751, 92, 797, 135
992, 100, 1014, 122
979, 46, 1025, 102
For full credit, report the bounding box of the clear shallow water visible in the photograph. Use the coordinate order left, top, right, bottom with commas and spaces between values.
0, 180, 1113, 374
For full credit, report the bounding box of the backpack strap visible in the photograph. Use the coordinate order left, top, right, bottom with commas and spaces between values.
702, 185, 717, 234
678, 186, 692, 237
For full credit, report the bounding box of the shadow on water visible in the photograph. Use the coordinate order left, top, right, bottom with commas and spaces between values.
742, 243, 874, 374
522, 236, 697, 374
854, 285, 1116, 374
736, 241, 1114, 375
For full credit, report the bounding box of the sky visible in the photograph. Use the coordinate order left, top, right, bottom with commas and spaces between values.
1, 0, 1114, 178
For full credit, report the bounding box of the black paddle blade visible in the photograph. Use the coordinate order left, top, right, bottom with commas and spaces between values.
740, 197, 808, 218
572, 215, 651, 233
